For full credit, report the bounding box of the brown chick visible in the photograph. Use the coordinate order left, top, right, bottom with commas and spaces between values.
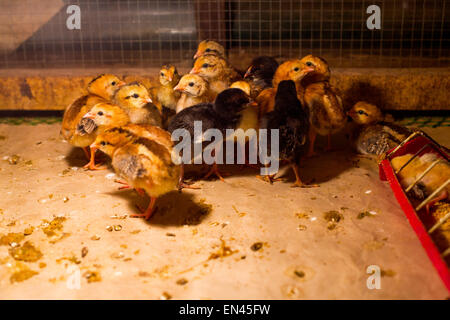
91, 127, 180, 220
299, 55, 345, 156
60, 74, 124, 158
347, 101, 412, 156
255, 59, 315, 118
76, 102, 130, 170
193, 40, 226, 59
190, 54, 240, 98
391, 153, 450, 213
173, 74, 213, 113
92, 123, 175, 191
113, 82, 162, 127
155, 64, 181, 111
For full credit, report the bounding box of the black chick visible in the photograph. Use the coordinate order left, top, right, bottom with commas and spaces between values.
259, 80, 315, 188
168, 88, 250, 185
244, 56, 279, 98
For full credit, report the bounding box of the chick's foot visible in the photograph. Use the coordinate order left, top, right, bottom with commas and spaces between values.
132, 197, 157, 220
83, 161, 106, 171
256, 174, 286, 184
114, 179, 130, 190
291, 164, 319, 188
83, 147, 106, 170
203, 163, 229, 182
179, 181, 201, 191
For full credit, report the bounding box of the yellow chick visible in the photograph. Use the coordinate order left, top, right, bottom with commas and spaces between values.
60, 74, 124, 159
91, 127, 180, 220
113, 82, 162, 127
348, 101, 383, 124
155, 64, 181, 111
193, 40, 226, 59
190, 54, 239, 98
76, 102, 130, 170
229, 81, 259, 165
300, 55, 345, 156
230, 81, 251, 96
347, 101, 412, 156
230, 81, 259, 136
391, 153, 449, 213
256, 59, 315, 117
173, 74, 212, 113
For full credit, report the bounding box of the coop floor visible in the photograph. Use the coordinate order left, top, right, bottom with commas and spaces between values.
0, 123, 448, 300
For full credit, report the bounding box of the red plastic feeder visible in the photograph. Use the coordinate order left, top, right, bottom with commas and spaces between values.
379, 132, 450, 292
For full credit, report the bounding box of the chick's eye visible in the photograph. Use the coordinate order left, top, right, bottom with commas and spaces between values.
97, 111, 104, 116
100, 141, 106, 146
133, 93, 139, 98
111, 81, 116, 86
188, 82, 194, 87
160, 72, 164, 76
306, 61, 314, 67
294, 67, 299, 71
205, 48, 211, 52
202, 63, 209, 68
358, 110, 365, 115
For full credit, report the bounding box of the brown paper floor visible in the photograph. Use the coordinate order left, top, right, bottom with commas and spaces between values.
0, 124, 448, 299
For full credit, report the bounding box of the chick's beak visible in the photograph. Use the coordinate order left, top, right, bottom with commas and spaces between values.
117, 81, 126, 87
83, 112, 95, 119
302, 67, 315, 75
173, 84, 184, 92
189, 68, 199, 75
247, 101, 258, 108
89, 142, 98, 151
244, 66, 253, 79
193, 51, 201, 60
144, 96, 152, 103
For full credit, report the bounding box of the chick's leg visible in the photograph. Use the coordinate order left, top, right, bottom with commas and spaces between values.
203, 163, 228, 182
324, 134, 341, 152
83, 147, 105, 170
256, 164, 285, 184
132, 197, 157, 220
306, 128, 317, 158
82, 147, 91, 161
291, 163, 319, 188
178, 164, 200, 191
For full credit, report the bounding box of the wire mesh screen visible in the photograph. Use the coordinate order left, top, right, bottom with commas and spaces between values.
0, 0, 448, 69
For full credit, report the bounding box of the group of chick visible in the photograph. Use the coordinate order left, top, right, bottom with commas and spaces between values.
60, 40, 426, 220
